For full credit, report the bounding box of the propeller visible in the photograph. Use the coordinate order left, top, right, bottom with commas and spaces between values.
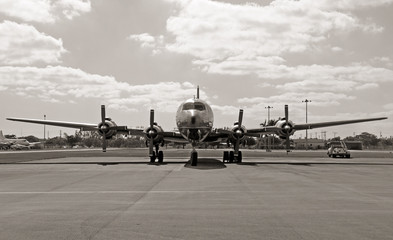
101, 105, 107, 152
234, 109, 244, 154
284, 105, 290, 152
149, 109, 155, 158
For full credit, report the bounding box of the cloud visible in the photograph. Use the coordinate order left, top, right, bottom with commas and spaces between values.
163, 0, 383, 61
383, 103, 393, 110
270, 64, 393, 91
0, 21, 66, 65
238, 91, 356, 107
301, 0, 393, 11
0, 0, 91, 24
0, 66, 199, 112
128, 33, 165, 54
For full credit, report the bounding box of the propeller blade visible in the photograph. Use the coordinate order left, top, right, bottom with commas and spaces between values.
285, 105, 288, 125
101, 105, 107, 152
285, 105, 290, 153
238, 109, 243, 127
149, 137, 154, 156
286, 135, 290, 152
101, 105, 106, 123
150, 109, 154, 128
149, 109, 154, 157
234, 139, 240, 154
102, 137, 107, 152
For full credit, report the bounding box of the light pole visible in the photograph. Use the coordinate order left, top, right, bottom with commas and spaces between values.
265, 106, 273, 151
302, 99, 311, 150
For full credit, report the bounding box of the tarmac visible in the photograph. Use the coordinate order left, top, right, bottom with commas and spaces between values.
0, 148, 393, 240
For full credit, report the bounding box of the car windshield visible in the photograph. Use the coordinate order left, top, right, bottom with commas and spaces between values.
331, 145, 343, 148
182, 102, 205, 111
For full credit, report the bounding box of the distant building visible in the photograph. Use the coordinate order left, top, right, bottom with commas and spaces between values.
293, 138, 326, 150
329, 141, 363, 150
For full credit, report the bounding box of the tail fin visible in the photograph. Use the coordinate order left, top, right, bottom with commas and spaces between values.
0, 130, 5, 140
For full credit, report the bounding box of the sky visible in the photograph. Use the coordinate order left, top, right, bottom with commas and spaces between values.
0, 0, 392, 139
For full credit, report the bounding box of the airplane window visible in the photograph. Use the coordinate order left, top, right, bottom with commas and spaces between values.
194, 103, 205, 111
182, 102, 205, 111
182, 103, 194, 110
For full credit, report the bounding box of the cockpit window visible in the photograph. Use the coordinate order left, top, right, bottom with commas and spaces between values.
182, 102, 205, 111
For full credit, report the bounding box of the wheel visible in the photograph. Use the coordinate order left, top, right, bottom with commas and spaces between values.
158, 151, 164, 163
191, 151, 198, 166
150, 151, 156, 163
229, 151, 234, 163
346, 155, 350, 158
223, 151, 229, 162
237, 151, 242, 163
332, 154, 336, 158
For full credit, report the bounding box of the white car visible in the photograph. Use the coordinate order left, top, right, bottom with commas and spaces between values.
327, 141, 350, 158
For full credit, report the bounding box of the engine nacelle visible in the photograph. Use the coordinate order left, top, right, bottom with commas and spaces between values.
229, 124, 247, 143
275, 119, 296, 139
98, 120, 118, 139
144, 124, 164, 145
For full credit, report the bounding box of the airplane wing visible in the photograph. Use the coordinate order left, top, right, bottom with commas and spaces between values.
7, 118, 99, 131
7, 117, 152, 137
246, 117, 387, 133
293, 117, 388, 130
247, 126, 283, 135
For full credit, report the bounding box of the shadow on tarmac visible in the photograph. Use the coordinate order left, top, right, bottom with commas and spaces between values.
184, 158, 227, 170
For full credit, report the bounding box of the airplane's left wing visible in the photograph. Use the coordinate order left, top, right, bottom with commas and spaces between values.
7, 118, 99, 131
7, 105, 134, 152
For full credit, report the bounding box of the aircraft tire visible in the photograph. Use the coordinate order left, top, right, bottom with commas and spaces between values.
191, 152, 198, 166
158, 151, 164, 163
223, 151, 229, 162
229, 151, 234, 163
237, 151, 242, 163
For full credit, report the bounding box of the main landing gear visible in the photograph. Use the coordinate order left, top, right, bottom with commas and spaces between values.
191, 150, 198, 166
223, 151, 242, 163
150, 144, 164, 163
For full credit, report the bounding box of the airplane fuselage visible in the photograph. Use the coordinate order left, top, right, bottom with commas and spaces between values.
175, 98, 214, 145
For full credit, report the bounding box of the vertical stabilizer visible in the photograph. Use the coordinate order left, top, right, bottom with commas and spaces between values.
0, 130, 4, 140
197, 85, 199, 99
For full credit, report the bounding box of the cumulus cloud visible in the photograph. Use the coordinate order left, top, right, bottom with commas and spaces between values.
163, 0, 383, 61
128, 33, 165, 54
0, 0, 91, 24
238, 91, 356, 107
0, 21, 66, 65
0, 66, 199, 112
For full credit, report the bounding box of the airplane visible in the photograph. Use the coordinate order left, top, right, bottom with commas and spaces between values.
6, 87, 387, 165
0, 130, 41, 150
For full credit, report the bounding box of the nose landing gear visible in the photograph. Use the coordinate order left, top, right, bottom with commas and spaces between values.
223, 151, 242, 163
150, 144, 164, 163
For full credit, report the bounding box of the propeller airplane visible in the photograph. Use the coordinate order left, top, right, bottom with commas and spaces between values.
6, 87, 387, 166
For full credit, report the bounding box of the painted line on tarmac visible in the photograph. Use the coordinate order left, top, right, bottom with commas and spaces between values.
0, 190, 244, 194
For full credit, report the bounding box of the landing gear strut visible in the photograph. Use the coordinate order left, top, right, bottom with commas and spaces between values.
189, 143, 198, 166
223, 151, 242, 163
191, 150, 198, 166
150, 144, 164, 163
